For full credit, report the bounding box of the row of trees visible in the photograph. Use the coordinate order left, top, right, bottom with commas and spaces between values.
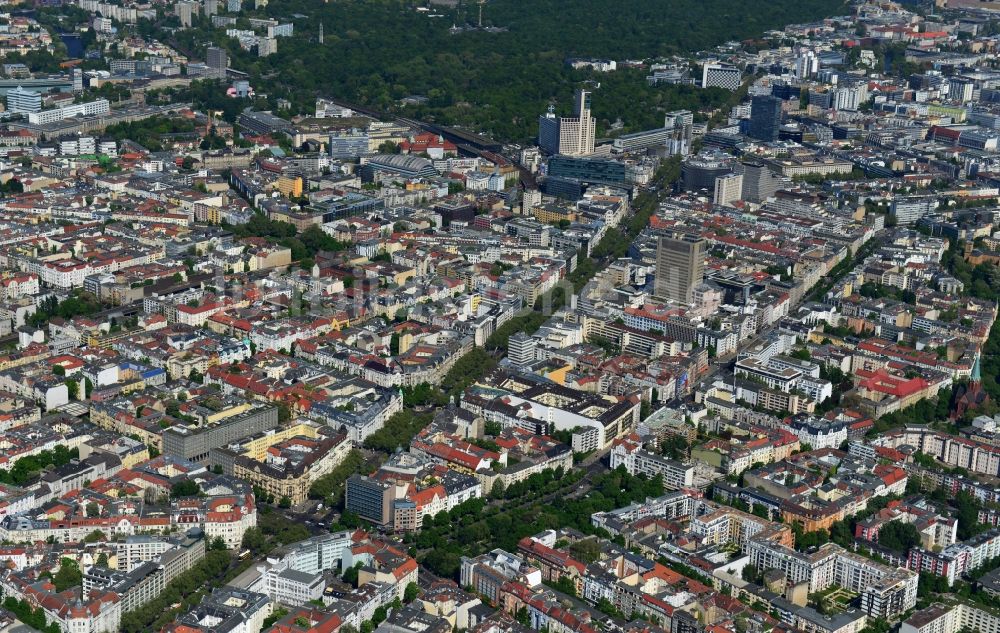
439, 347, 497, 398
808, 235, 886, 303
857, 281, 916, 305
308, 449, 368, 508
491, 466, 576, 502
362, 409, 434, 453
2, 597, 60, 633
413, 467, 664, 579
401, 382, 450, 408
486, 311, 548, 352
119, 550, 232, 633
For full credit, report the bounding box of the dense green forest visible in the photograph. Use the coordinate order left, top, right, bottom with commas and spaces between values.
157, 0, 849, 142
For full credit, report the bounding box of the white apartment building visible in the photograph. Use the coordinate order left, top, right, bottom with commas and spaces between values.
735, 356, 802, 393
263, 565, 325, 606
27, 99, 110, 125
590, 490, 697, 534
117, 536, 173, 571
0, 274, 39, 300
203, 502, 257, 549
787, 417, 848, 450
747, 541, 917, 618
903, 602, 1000, 633
276, 531, 354, 574
833, 84, 869, 111
609, 437, 694, 490
714, 173, 743, 207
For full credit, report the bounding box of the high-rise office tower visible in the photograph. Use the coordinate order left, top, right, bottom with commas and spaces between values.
748, 95, 782, 142
713, 173, 743, 207
508, 333, 537, 366
654, 232, 706, 305
206, 46, 228, 79
538, 107, 559, 154
345, 475, 395, 525
564, 89, 595, 155
538, 89, 596, 156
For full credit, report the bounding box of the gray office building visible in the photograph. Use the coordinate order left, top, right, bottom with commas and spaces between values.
206, 46, 229, 79
328, 129, 370, 158
654, 231, 706, 305
345, 475, 395, 525
545, 155, 630, 198
162, 405, 279, 463
892, 197, 939, 225
734, 160, 785, 203
612, 126, 673, 153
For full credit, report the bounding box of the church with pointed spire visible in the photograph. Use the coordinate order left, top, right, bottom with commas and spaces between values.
951, 353, 989, 420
